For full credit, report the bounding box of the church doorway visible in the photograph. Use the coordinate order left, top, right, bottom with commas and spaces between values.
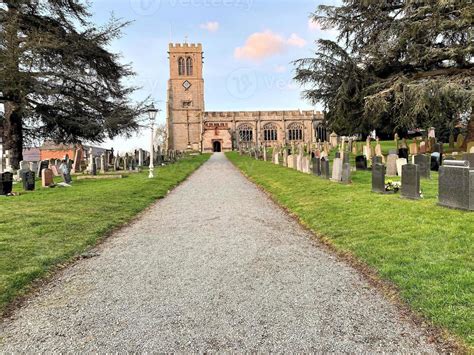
213, 141, 222, 152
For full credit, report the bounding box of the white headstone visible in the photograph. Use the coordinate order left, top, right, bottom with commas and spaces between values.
396, 158, 408, 177
331, 157, 343, 181
287, 154, 295, 169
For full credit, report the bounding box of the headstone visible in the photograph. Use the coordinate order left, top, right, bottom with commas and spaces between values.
283, 149, 288, 166
321, 158, 330, 179
263, 147, 267, 162
287, 155, 295, 169
296, 154, 302, 171
386, 154, 398, 176
341, 163, 351, 184
419, 141, 426, 154
428, 127, 436, 139
22, 171, 36, 191
431, 152, 441, 172
335, 151, 341, 159
462, 153, 474, 168
37, 160, 49, 178
401, 164, 421, 200
51, 165, 61, 177
398, 148, 409, 160
355, 155, 367, 171
396, 158, 408, 176
95, 157, 101, 172
311, 157, 321, 176
329, 132, 338, 149
100, 154, 106, 174
372, 163, 386, 194
29, 162, 38, 175
91, 158, 97, 176
41, 168, 54, 188
16, 161, 30, 181
433, 143, 443, 154
343, 153, 350, 165
138, 149, 144, 166
449, 133, 455, 149
302, 156, 310, 174
414, 154, 431, 179
0, 172, 14, 195
409, 142, 419, 156
372, 156, 383, 168
438, 160, 474, 211
331, 158, 343, 181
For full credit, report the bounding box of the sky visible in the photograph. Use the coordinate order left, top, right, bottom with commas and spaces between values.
73, 0, 339, 151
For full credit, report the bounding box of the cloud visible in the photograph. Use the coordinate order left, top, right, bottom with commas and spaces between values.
287, 33, 306, 48
235, 30, 307, 61
200, 21, 219, 33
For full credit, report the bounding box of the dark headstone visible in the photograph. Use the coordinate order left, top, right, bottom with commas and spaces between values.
91, 159, 97, 176
22, 171, 36, 191
398, 148, 409, 160
311, 157, 321, 176
63, 171, 72, 184
0, 172, 14, 195
414, 154, 431, 179
401, 164, 421, 200
355, 155, 367, 171
431, 153, 441, 171
335, 152, 341, 159
38, 160, 49, 178
321, 158, 330, 179
438, 160, 473, 211
372, 156, 383, 167
341, 163, 351, 184
372, 163, 386, 194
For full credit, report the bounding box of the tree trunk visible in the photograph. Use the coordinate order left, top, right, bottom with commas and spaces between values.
3, 101, 23, 169
461, 113, 474, 151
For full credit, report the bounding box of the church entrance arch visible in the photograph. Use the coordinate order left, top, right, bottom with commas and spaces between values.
213, 140, 222, 152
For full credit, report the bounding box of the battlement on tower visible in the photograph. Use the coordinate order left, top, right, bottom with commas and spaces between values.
169, 43, 203, 52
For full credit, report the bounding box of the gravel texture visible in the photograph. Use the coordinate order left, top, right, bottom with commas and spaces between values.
0, 153, 437, 352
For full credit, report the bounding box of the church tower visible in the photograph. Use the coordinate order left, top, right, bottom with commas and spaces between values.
167, 43, 205, 151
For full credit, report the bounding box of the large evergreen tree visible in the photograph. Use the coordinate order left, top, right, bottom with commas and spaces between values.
295, 0, 473, 142
0, 0, 145, 168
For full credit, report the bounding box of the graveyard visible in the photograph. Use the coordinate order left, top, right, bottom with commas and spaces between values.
0, 0, 473, 352
0, 154, 209, 316
227, 139, 474, 347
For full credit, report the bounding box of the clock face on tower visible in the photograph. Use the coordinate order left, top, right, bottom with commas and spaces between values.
182, 80, 192, 90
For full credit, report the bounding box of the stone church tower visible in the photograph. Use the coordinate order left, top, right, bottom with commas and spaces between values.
167, 43, 204, 151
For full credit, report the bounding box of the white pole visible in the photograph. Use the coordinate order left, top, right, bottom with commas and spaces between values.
149, 120, 155, 179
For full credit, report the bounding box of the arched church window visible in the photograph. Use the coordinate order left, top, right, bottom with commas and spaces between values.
263, 123, 278, 141
238, 124, 253, 142
186, 57, 193, 76
178, 57, 185, 76
316, 124, 328, 142
288, 122, 303, 141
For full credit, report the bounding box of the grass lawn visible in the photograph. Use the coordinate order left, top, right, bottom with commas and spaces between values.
226, 150, 473, 349
0, 154, 209, 315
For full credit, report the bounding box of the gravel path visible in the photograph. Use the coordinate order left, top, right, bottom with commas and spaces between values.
0, 153, 437, 352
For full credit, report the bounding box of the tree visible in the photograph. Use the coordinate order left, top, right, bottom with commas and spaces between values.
0, 0, 146, 168
295, 1, 473, 140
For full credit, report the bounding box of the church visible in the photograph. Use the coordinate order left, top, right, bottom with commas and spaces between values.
166, 43, 325, 153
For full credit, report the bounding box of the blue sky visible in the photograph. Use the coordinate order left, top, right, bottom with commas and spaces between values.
91, 0, 339, 151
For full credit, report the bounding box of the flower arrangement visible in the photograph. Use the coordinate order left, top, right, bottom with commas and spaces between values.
385, 180, 401, 193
